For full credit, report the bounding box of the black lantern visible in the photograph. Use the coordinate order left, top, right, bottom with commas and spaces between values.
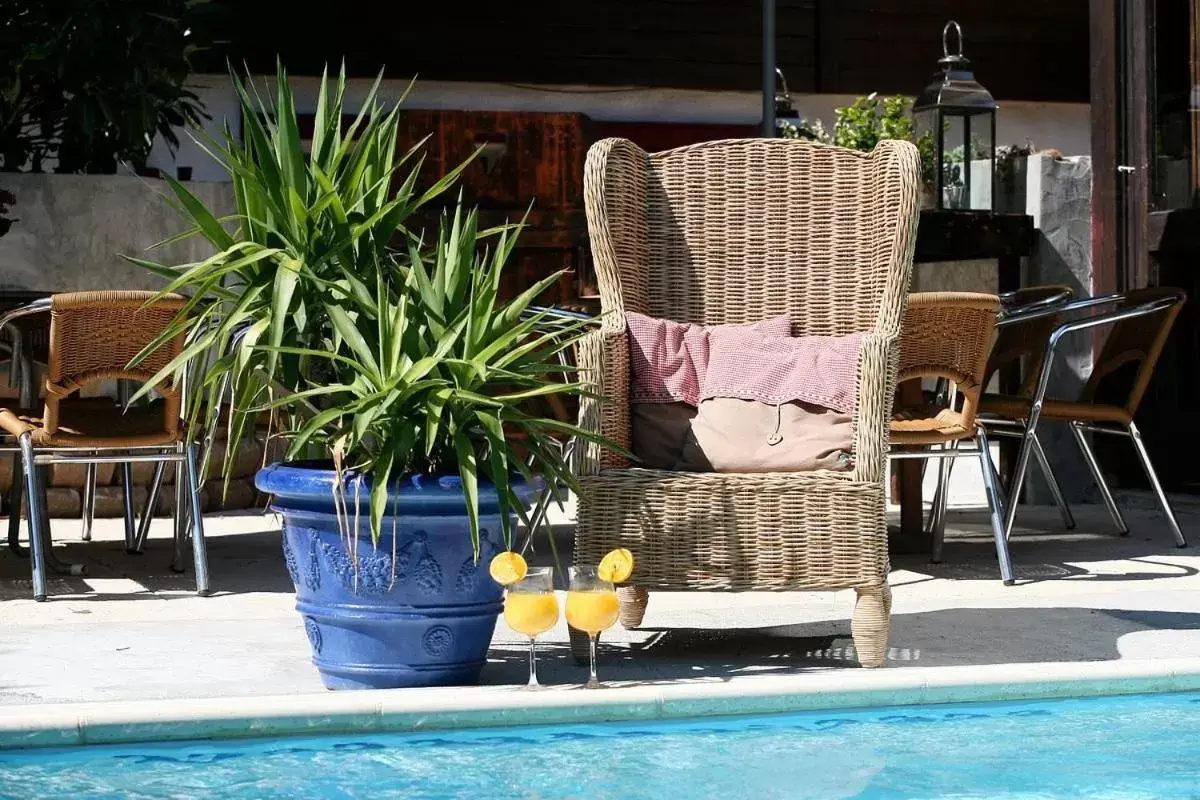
912, 21, 997, 210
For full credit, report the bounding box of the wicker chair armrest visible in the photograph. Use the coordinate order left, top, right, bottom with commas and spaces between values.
576, 321, 632, 474
851, 330, 901, 483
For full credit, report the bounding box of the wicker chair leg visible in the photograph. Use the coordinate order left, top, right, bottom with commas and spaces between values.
617, 585, 649, 628
851, 585, 892, 669
568, 626, 592, 666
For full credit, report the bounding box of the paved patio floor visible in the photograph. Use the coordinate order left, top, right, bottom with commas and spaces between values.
1, 500, 1198, 706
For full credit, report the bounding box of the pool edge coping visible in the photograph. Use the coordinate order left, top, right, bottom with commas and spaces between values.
3, 658, 1200, 750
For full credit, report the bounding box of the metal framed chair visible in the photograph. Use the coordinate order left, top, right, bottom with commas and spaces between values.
979, 287, 1188, 546
0, 291, 210, 601
1, 299, 147, 554
924, 285, 1078, 536
889, 292, 1014, 584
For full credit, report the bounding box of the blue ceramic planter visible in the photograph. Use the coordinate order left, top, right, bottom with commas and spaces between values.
256, 462, 537, 691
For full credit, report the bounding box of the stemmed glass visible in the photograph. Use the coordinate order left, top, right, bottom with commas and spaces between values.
502, 567, 559, 688
566, 566, 620, 688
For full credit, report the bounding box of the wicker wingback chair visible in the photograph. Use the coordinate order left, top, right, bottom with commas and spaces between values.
575, 137, 921, 668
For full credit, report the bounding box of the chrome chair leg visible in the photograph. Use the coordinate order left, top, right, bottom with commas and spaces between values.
81, 463, 97, 542
19, 434, 48, 601
1030, 433, 1075, 530
1002, 421, 1040, 541
120, 462, 137, 554
977, 426, 1015, 585
1068, 421, 1129, 535
34, 462, 85, 578
172, 445, 188, 574
928, 442, 957, 564
185, 442, 211, 596
1128, 421, 1187, 548
133, 460, 166, 553
8, 452, 25, 556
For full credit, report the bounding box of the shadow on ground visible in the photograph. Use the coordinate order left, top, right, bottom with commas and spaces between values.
0, 528, 291, 600
479, 607, 1200, 686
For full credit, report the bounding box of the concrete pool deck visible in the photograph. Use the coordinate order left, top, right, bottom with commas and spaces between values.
2, 499, 1200, 713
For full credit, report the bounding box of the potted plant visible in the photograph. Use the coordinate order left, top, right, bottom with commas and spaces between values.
127, 65, 601, 690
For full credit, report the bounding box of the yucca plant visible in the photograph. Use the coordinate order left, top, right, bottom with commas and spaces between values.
126, 64, 603, 553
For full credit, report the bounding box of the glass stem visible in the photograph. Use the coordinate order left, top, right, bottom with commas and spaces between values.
527, 636, 539, 687
587, 633, 600, 688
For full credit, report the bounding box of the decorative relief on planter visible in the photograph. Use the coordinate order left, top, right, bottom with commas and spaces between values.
282, 533, 300, 588
422, 625, 454, 658
320, 540, 394, 595
455, 528, 498, 594
404, 531, 443, 596
304, 533, 321, 591
304, 617, 323, 654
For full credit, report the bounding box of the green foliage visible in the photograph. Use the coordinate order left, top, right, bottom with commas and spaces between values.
777, 118, 831, 144
877, 95, 914, 145
914, 130, 938, 188
778, 93, 914, 154
996, 143, 1033, 191
126, 64, 605, 553
0, 0, 218, 173
829, 93, 914, 152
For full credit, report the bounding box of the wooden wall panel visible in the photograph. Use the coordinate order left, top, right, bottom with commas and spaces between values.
212, 0, 817, 93
209, 0, 1087, 101
818, 0, 1090, 102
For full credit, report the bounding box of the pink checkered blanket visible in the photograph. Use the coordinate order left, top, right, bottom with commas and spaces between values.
626, 311, 863, 414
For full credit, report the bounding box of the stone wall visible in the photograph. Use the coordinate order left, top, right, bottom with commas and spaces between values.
0, 173, 233, 292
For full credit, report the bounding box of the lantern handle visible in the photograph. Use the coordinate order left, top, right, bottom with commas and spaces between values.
943, 21, 964, 59
775, 67, 792, 104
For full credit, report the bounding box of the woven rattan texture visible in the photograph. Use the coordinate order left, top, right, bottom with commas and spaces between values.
576, 137, 919, 668
39, 291, 186, 443
892, 292, 999, 446
575, 471, 888, 591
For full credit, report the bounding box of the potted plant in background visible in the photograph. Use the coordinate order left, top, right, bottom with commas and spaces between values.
127, 64, 602, 690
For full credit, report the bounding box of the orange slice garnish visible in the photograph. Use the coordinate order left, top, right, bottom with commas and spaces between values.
489, 551, 528, 586
598, 548, 635, 583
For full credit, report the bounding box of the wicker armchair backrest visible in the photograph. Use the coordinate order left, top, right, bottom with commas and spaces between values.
44, 291, 186, 437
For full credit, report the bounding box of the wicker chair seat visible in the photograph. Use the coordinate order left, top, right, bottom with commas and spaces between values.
0, 398, 178, 448
576, 469, 885, 592
890, 405, 971, 444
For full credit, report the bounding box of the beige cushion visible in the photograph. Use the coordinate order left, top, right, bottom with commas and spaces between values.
631, 402, 698, 470
676, 397, 853, 473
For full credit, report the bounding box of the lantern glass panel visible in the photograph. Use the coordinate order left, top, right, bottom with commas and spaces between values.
965, 113, 995, 211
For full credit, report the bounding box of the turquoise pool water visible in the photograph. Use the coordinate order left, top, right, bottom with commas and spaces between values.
2, 691, 1199, 799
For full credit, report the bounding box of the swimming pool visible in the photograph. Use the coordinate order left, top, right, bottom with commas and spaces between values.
2, 690, 1198, 799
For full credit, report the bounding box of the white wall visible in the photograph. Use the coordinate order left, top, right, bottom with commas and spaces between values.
149, 75, 1092, 182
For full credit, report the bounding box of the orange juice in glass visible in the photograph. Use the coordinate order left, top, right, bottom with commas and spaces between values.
503, 567, 558, 687
566, 566, 619, 688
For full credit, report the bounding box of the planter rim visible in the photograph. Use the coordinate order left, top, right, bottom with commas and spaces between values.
255, 460, 541, 508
